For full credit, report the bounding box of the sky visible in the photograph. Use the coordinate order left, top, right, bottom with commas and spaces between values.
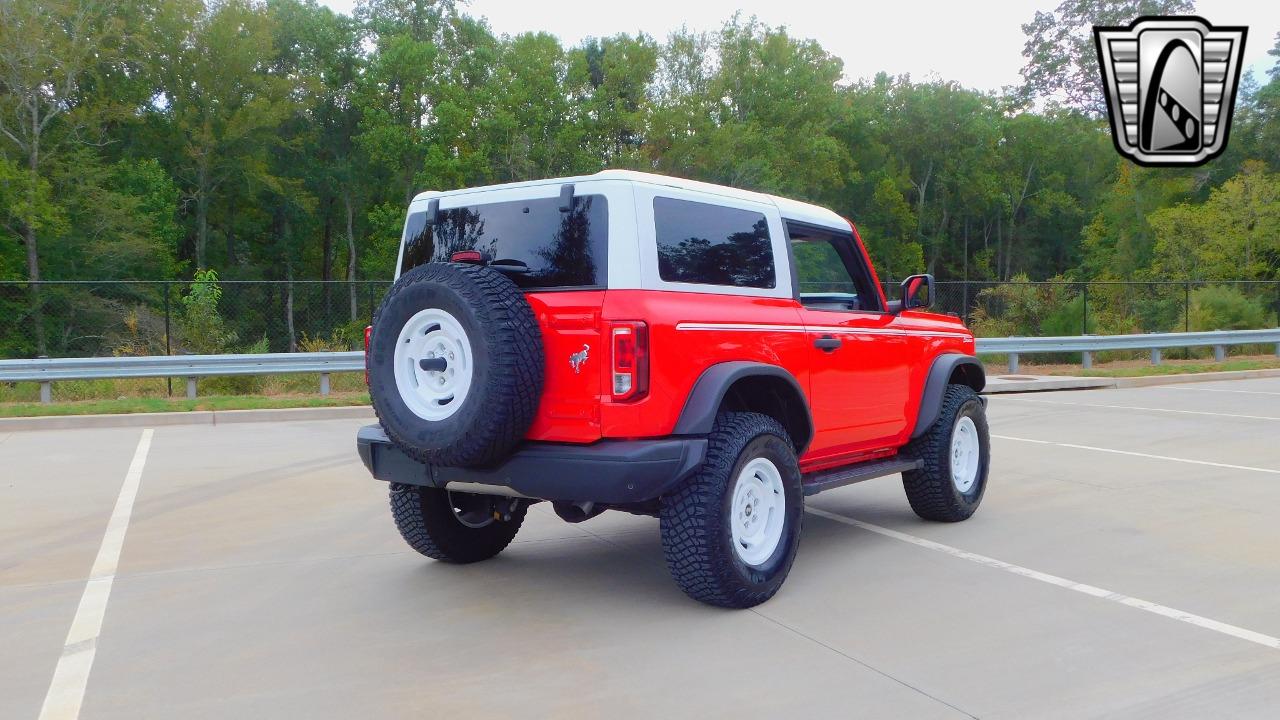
318, 0, 1279, 92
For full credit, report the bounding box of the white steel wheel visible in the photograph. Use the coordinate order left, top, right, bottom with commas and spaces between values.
393, 308, 475, 421
950, 416, 981, 493
730, 457, 787, 566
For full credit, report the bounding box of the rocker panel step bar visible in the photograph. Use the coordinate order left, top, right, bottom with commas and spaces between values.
801, 456, 922, 497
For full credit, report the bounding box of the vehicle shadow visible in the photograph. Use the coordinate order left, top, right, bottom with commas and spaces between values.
384, 495, 918, 612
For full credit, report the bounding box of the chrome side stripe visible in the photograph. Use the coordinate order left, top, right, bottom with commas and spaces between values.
675, 322, 807, 333
674, 322, 970, 339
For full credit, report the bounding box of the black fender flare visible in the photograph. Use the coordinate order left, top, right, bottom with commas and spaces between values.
673, 361, 814, 454
911, 354, 986, 438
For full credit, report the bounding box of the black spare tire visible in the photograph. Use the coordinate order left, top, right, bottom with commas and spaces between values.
368, 263, 544, 468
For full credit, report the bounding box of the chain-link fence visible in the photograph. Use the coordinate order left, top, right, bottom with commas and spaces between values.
1, 279, 1278, 359
0, 281, 391, 359
921, 281, 1280, 340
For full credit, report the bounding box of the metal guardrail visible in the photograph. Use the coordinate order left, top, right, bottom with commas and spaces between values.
975, 329, 1280, 373
2, 329, 1279, 403
0, 352, 363, 402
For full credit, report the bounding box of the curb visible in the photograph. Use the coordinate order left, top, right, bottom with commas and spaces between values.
982, 376, 1117, 394
981, 367, 1280, 395
0, 405, 375, 432
1110, 367, 1280, 388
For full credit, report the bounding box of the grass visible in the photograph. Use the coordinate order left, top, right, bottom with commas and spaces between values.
0, 391, 370, 418
986, 354, 1280, 379
6, 351, 1278, 418
0, 372, 368, 404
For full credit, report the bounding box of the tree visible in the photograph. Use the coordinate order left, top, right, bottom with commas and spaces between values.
3, 1, 1280, 362
0, 0, 127, 353
1019, 0, 1195, 114
160, 0, 296, 269
1080, 162, 1196, 278
1239, 33, 1280, 172
1149, 162, 1280, 281
568, 34, 658, 169
479, 32, 576, 181
651, 18, 847, 200
270, 0, 366, 319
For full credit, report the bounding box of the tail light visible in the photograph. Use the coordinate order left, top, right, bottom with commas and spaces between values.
610, 321, 648, 401
364, 325, 373, 385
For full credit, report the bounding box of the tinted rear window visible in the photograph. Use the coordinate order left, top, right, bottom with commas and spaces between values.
654, 197, 775, 288
400, 195, 607, 290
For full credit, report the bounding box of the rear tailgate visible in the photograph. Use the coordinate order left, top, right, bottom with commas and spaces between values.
525, 290, 606, 443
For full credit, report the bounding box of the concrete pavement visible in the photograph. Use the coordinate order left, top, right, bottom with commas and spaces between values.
4, 377, 1280, 718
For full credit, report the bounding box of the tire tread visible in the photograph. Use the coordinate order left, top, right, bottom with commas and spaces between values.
390, 484, 526, 563
660, 412, 801, 608
902, 384, 987, 522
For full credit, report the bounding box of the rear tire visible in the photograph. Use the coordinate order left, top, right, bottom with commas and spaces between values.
390, 484, 526, 563
901, 384, 989, 522
660, 412, 803, 608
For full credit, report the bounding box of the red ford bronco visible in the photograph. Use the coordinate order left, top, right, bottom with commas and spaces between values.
357, 170, 989, 608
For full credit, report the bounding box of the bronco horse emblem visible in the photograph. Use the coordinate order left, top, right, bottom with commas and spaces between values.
569, 344, 590, 374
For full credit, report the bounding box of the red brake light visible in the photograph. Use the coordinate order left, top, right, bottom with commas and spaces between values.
611, 321, 648, 401
364, 325, 373, 385
451, 250, 484, 264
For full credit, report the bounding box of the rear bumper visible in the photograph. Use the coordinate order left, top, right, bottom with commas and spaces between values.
356, 424, 707, 504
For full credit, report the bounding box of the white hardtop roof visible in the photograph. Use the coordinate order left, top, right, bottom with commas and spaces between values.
410, 170, 850, 231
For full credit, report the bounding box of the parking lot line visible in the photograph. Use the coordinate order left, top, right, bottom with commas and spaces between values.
806, 507, 1280, 651
1000, 397, 1280, 421
37, 429, 153, 720
992, 434, 1280, 475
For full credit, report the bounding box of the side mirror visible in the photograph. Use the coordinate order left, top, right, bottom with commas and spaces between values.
898, 273, 933, 312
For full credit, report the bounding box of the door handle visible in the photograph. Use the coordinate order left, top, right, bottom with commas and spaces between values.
814, 335, 841, 352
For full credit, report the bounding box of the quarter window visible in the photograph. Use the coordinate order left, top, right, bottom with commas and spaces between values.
653, 197, 775, 289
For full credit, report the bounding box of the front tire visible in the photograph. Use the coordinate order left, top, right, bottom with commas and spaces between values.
390, 484, 527, 563
902, 384, 990, 522
660, 413, 803, 608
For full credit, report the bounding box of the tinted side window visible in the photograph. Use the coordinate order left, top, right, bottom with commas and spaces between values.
400, 195, 607, 290
793, 240, 857, 295
653, 197, 775, 288
788, 222, 882, 312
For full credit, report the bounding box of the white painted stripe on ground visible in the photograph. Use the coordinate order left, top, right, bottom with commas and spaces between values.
806, 507, 1280, 650
38, 429, 153, 720
1001, 396, 1280, 421
992, 433, 1280, 475
1157, 385, 1280, 397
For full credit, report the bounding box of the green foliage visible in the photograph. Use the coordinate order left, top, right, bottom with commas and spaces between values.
1040, 295, 1094, 338
298, 324, 363, 352
178, 269, 238, 353
1149, 163, 1280, 281
650, 18, 847, 199
1, 1, 1279, 362
1019, 0, 1195, 114
969, 275, 1089, 338
1189, 286, 1276, 331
